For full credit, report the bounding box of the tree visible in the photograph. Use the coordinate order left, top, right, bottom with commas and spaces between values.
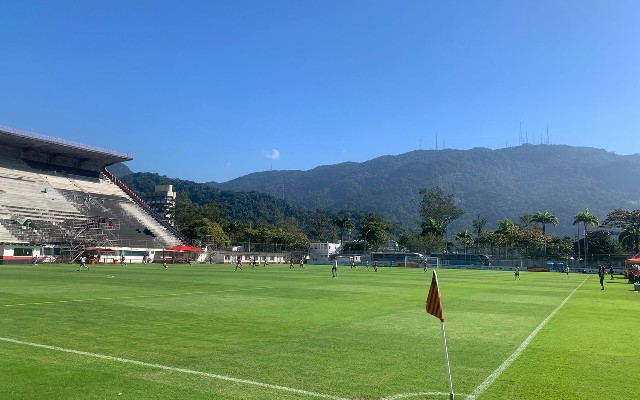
518, 213, 536, 229
333, 215, 355, 244
282, 231, 311, 252
398, 233, 446, 255
573, 209, 599, 264
181, 218, 229, 245
573, 209, 599, 231
546, 236, 575, 260
223, 221, 242, 244
360, 213, 389, 251
238, 226, 309, 252
240, 227, 268, 252
174, 192, 199, 229
619, 226, 640, 253
512, 228, 547, 260
309, 209, 336, 242
454, 230, 474, 253
472, 215, 488, 253
419, 187, 464, 235
421, 216, 445, 237
530, 210, 559, 235
496, 219, 517, 235
269, 228, 310, 252
491, 219, 517, 257
603, 209, 640, 253
585, 230, 621, 262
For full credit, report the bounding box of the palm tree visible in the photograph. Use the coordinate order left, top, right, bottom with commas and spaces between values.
454, 230, 474, 254
531, 211, 558, 262
619, 226, 640, 254
531, 210, 559, 235
421, 217, 445, 237
603, 209, 640, 255
573, 209, 599, 265
496, 219, 516, 234
495, 219, 517, 257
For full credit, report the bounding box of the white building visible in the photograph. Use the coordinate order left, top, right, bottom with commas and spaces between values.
308, 242, 341, 265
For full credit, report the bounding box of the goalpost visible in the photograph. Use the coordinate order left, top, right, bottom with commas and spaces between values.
425, 256, 440, 269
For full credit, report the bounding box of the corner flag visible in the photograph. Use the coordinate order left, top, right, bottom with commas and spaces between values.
426, 270, 444, 321
425, 270, 454, 399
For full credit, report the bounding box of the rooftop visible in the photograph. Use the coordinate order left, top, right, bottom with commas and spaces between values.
0, 125, 133, 167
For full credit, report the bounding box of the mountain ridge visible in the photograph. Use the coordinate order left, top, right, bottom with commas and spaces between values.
204, 144, 640, 235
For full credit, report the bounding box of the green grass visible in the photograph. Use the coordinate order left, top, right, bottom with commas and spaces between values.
0, 263, 638, 399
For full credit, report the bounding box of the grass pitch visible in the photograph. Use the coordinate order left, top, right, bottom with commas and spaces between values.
0, 263, 638, 399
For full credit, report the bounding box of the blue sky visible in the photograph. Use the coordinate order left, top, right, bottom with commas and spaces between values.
1, 1, 639, 183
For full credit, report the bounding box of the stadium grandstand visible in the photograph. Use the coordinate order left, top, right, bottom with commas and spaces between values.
0, 125, 186, 264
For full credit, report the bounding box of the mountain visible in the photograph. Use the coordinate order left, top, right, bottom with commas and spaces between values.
208, 144, 640, 236
106, 162, 133, 177
120, 173, 314, 228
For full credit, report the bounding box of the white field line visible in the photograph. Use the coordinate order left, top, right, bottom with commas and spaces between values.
1, 286, 274, 308
1, 292, 205, 307
0, 336, 349, 400
466, 275, 589, 400
382, 391, 468, 399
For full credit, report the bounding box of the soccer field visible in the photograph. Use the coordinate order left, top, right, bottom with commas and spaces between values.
1, 264, 638, 399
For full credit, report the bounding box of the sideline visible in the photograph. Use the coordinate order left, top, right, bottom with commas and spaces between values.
466, 275, 589, 400
0, 336, 349, 400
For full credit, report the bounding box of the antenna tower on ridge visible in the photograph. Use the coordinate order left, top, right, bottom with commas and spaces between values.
519, 121, 523, 145
546, 124, 550, 144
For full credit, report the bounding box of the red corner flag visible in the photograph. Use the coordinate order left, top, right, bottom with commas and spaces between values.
426, 270, 444, 321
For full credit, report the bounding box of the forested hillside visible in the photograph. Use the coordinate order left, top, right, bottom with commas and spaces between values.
120, 173, 315, 229
208, 144, 640, 235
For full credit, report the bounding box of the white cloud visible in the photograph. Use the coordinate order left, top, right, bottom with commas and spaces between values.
265, 149, 281, 160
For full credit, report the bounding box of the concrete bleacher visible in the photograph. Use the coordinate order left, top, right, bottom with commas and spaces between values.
0, 222, 22, 243
0, 155, 181, 249
118, 201, 179, 246
0, 158, 86, 224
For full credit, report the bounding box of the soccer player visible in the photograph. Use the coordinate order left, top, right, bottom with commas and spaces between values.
609, 265, 614, 280
290, 257, 295, 269
332, 256, 338, 278
77, 255, 88, 271
373, 259, 378, 272
350, 257, 356, 269
235, 256, 243, 271
514, 266, 520, 280
299, 257, 304, 269
163, 256, 167, 269
598, 265, 605, 290
423, 259, 428, 273
120, 254, 126, 265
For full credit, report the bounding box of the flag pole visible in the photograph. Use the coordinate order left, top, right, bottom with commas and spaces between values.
440, 320, 454, 400
426, 270, 454, 400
